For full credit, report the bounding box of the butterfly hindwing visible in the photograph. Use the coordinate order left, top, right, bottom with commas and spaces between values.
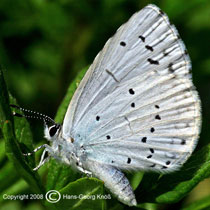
82, 73, 200, 172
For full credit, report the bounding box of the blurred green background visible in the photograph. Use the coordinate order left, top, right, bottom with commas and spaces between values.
0, 0, 210, 209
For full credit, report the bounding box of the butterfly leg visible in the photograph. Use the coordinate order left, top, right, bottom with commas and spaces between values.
23, 144, 55, 171
33, 151, 50, 171
78, 166, 92, 177
23, 144, 50, 156
72, 153, 92, 176
34, 145, 56, 170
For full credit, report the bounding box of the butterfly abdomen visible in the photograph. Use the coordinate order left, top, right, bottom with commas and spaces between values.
85, 161, 137, 206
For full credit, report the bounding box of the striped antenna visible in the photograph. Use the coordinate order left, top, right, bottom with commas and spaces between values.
10, 104, 57, 125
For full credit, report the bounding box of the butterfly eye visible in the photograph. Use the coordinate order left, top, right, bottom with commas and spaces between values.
49, 125, 59, 137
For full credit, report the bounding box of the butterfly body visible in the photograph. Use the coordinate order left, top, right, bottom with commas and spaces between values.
45, 127, 137, 206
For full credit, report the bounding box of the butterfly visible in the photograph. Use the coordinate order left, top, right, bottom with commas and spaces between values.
14, 4, 201, 206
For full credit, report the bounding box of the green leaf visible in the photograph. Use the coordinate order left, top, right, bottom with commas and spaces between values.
0, 136, 6, 165
9, 95, 34, 150
181, 195, 210, 210
0, 162, 19, 193
46, 67, 88, 191
3, 120, 43, 194
0, 69, 13, 128
46, 160, 80, 191
0, 69, 44, 194
46, 177, 105, 210
126, 172, 144, 190
9, 95, 36, 169
136, 144, 210, 204
0, 69, 35, 160
137, 203, 158, 210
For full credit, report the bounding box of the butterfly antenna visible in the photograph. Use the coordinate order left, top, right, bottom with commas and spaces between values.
10, 104, 56, 125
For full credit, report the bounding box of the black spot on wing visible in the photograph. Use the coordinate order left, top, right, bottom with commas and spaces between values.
127, 157, 131, 164
141, 137, 147, 143
147, 155, 152, 159
131, 102, 135, 108
148, 58, 159, 65
163, 51, 169, 57
129, 88, 135, 95
166, 161, 171, 165
150, 148, 154, 153
155, 105, 160, 109
150, 127, 155, 133
168, 63, 174, 73
181, 139, 186, 145
120, 41, 126, 46
145, 45, 154, 51
155, 115, 161, 120
139, 35, 145, 42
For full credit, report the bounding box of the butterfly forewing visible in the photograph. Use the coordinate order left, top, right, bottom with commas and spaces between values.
63, 4, 201, 172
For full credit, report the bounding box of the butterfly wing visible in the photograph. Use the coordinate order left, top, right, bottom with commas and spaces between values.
62, 4, 201, 172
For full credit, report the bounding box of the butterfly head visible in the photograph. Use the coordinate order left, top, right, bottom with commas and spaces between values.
44, 122, 62, 142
